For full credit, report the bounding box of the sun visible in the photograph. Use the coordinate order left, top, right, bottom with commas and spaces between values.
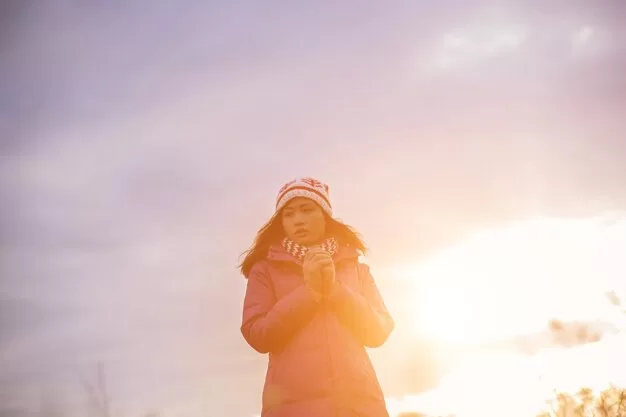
395, 215, 626, 346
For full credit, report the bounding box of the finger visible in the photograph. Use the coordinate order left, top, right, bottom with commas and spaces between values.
307, 248, 327, 257
307, 247, 324, 256
306, 250, 328, 259
316, 258, 334, 267
308, 253, 332, 265
310, 248, 331, 257
303, 251, 322, 264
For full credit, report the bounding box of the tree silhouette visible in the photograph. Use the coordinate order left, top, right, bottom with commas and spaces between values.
80, 361, 111, 417
78, 361, 161, 417
537, 386, 626, 417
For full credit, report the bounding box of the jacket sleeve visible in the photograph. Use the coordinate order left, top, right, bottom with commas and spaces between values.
241, 263, 321, 354
328, 263, 394, 348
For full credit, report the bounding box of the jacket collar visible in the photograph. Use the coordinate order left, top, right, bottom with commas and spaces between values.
267, 243, 359, 264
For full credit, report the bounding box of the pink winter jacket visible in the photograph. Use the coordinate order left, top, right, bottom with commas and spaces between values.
241, 243, 394, 417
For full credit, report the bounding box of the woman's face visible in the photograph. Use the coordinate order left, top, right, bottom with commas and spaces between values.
281, 197, 326, 245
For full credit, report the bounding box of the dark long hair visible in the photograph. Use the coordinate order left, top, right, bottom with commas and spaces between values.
238, 211, 367, 278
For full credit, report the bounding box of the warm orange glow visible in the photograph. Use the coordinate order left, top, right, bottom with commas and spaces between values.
386, 335, 626, 417
391, 216, 625, 346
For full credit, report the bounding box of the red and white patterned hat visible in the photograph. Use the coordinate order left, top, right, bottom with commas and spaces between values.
275, 177, 332, 216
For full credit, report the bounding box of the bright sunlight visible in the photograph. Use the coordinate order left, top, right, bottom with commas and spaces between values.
382, 213, 626, 417
392, 214, 626, 345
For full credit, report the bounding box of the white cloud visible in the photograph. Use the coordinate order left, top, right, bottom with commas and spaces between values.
431, 25, 528, 70
391, 215, 626, 344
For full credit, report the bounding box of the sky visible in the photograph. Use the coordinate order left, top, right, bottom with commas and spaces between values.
1, 1, 626, 416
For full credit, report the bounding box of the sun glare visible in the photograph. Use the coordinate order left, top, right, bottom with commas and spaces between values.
394, 215, 626, 346
386, 334, 626, 417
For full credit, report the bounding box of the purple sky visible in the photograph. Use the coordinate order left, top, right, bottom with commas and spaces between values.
1, 1, 626, 416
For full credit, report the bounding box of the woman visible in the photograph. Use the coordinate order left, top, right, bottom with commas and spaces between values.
239, 177, 394, 417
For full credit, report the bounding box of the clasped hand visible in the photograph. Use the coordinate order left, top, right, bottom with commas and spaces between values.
302, 247, 336, 297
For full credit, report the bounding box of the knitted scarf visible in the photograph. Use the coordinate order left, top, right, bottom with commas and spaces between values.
281, 236, 338, 262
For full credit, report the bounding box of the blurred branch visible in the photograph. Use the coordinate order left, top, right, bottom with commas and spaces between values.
96, 362, 111, 417
79, 361, 111, 417
606, 291, 621, 307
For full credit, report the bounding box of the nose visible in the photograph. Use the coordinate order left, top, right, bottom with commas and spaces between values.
292, 212, 306, 226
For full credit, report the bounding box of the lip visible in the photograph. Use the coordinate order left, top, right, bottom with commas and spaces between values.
294, 229, 309, 236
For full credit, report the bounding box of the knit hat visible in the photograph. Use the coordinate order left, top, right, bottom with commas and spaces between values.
275, 177, 333, 216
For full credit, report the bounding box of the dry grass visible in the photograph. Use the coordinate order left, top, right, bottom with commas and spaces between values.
395, 387, 626, 417
538, 386, 626, 417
